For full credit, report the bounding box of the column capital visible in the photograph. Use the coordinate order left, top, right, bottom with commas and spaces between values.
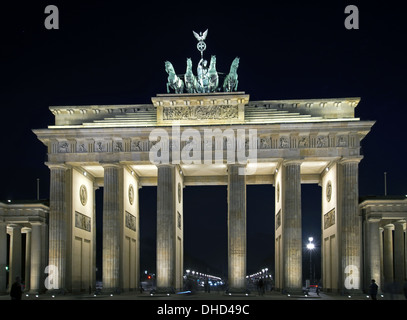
282, 159, 302, 166
383, 223, 394, 230
45, 162, 69, 170
156, 163, 176, 169
100, 162, 122, 169
21, 227, 32, 233
367, 216, 382, 223
7, 224, 22, 231
338, 156, 363, 164
29, 221, 45, 227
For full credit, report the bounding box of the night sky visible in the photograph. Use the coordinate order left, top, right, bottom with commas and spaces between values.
1, 1, 406, 281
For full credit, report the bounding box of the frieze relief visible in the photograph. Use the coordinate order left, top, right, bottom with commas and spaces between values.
316, 136, 328, 148
114, 141, 123, 152
75, 211, 91, 232
337, 136, 348, 147
298, 136, 309, 148
162, 105, 239, 121
279, 136, 290, 148
58, 141, 69, 153
125, 211, 137, 232
95, 141, 105, 152
324, 208, 336, 230
50, 133, 357, 154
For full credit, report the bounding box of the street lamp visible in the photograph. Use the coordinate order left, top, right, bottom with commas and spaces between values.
306, 237, 315, 285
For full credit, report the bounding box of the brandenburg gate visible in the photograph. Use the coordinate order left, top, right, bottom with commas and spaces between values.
33, 90, 374, 294
32, 30, 375, 294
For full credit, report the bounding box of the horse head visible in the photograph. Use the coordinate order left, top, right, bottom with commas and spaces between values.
233, 57, 240, 68
165, 61, 174, 74
186, 58, 192, 69
209, 55, 217, 69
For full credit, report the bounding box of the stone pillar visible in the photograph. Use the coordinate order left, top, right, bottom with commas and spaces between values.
92, 183, 99, 292
30, 223, 44, 293
379, 227, 384, 287
338, 159, 361, 291
102, 163, 123, 292
366, 219, 381, 290
282, 161, 302, 292
48, 164, 69, 290
227, 164, 247, 292
156, 164, 177, 292
405, 227, 407, 281
23, 227, 31, 291
8, 224, 22, 287
0, 222, 7, 294
383, 224, 394, 284
394, 221, 405, 288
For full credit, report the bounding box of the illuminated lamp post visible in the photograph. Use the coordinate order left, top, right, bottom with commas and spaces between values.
306, 237, 315, 285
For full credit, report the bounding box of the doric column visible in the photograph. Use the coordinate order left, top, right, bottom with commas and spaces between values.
0, 221, 7, 294
8, 224, 22, 287
366, 218, 381, 290
282, 160, 302, 292
405, 226, 407, 281
394, 221, 405, 286
338, 158, 361, 291
379, 227, 384, 286
48, 164, 69, 290
23, 227, 32, 291
227, 164, 247, 292
383, 224, 394, 284
156, 164, 177, 292
30, 222, 44, 293
102, 163, 123, 292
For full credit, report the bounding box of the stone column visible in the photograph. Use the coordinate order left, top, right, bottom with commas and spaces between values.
8, 224, 22, 287
405, 227, 407, 281
338, 159, 361, 291
282, 161, 302, 292
366, 219, 381, 290
0, 222, 7, 294
23, 227, 31, 291
30, 222, 44, 293
48, 164, 69, 290
227, 164, 247, 292
379, 227, 384, 287
102, 163, 123, 292
394, 221, 405, 287
383, 224, 394, 284
156, 164, 176, 292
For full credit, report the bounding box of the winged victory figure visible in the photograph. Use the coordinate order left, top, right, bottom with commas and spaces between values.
193, 29, 208, 41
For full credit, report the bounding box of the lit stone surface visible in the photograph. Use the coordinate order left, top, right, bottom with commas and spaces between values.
282, 161, 302, 292
227, 164, 247, 291
31, 92, 391, 294
102, 164, 122, 291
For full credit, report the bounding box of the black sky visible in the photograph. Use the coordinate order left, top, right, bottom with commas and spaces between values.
1, 1, 406, 279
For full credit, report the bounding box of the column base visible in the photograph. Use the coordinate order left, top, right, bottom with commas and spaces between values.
151, 287, 176, 295
101, 287, 122, 295
225, 287, 250, 295
339, 288, 363, 296
45, 288, 68, 295
282, 287, 306, 296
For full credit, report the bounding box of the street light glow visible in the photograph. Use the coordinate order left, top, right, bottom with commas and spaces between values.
307, 243, 315, 250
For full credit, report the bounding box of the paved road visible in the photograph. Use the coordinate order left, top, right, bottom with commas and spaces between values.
1, 290, 405, 300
